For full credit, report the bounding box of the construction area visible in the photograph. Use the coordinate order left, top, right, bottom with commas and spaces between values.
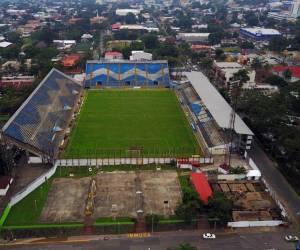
211, 181, 282, 222
40, 171, 181, 223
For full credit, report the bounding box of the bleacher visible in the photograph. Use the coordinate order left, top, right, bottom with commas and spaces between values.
181, 85, 225, 148
2, 69, 82, 157
85, 60, 170, 87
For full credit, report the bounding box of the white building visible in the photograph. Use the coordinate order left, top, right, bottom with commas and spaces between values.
268, 0, 300, 21
176, 33, 210, 43
116, 9, 140, 16
120, 25, 159, 32
0, 41, 12, 48
81, 34, 93, 42
290, 0, 300, 18
130, 51, 153, 61
214, 61, 256, 89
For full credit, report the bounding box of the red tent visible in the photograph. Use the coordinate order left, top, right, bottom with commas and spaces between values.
190, 172, 212, 205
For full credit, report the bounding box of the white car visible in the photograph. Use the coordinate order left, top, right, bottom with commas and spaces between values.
202, 233, 216, 239
285, 235, 299, 242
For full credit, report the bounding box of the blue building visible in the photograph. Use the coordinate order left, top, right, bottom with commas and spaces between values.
85, 60, 170, 87
240, 27, 281, 41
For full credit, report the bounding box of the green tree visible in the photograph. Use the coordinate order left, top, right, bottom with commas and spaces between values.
207, 192, 233, 224
6, 32, 20, 43
124, 13, 137, 24
251, 57, 262, 70
208, 32, 223, 45
215, 49, 225, 60
233, 69, 250, 84
142, 34, 159, 49
269, 37, 289, 52
283, 68, 292, 80
166, 243, 197, 250
266, 75, 287, 87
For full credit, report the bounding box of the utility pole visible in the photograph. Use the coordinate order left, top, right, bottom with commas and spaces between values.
224, 80, 241, 167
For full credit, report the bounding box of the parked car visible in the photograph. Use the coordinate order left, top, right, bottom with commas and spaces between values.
202, 233, 216, 239
285, 235, 299, 242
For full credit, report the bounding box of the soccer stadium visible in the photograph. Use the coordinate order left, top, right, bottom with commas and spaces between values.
0, 61, 258, 233
0, 61, 204, 230
1, 60, 201, 162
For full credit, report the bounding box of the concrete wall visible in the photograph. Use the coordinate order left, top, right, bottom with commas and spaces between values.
9, 164, 58, 207
217, 174, 246, 181
228, 220, 283, 227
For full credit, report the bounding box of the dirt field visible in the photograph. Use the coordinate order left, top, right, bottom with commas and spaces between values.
40, 171, 182, 223
40, 178, 90, 222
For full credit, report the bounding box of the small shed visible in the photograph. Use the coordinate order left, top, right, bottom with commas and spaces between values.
246, 169, 261, 181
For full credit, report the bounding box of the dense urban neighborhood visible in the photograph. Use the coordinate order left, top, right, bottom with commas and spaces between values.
0, 0, 299, 249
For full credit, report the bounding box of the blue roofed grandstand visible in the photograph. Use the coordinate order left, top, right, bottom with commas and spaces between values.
1, 69, 82, 161
85, 60, 170, 87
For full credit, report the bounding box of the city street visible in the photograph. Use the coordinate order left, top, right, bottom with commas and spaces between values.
249, 140, 300, 229
1, 229, 298, 250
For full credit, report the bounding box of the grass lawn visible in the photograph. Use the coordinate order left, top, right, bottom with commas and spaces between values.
0, 114, 10, 122
63, 89, 200, 158
4, 180, 52, 226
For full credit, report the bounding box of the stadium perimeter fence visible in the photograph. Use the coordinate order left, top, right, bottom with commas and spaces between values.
60, 147, 203, 159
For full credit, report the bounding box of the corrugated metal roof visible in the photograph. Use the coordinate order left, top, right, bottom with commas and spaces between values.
185, 71, 254, 135
190, 172, 212, 205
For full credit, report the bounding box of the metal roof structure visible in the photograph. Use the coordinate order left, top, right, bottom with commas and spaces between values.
2, 68, 82, 157
185, 71, 254, 136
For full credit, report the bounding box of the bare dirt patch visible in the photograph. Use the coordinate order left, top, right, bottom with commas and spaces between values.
40, 171, 182, 222
40, 178, 90, 222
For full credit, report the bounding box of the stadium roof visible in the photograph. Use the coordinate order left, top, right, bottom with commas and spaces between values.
2, 68, 82, 157
190, 172, 212, 205
185, 71, 254, 135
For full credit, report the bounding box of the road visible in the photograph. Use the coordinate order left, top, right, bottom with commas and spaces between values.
249, 140, 300, 229
1, 229, 298, 250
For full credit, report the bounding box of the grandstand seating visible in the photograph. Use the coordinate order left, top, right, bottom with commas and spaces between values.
2, 69, 82, 157
85, 60, 170, 87
180, 85, 225, 148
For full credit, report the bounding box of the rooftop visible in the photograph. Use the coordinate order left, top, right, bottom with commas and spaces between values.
214, 62, 243, 69
272, 65, 300, 79
190, 172, 212, 205
241, 27, 281, 36
0, 41, 12, 48
178, 33, 210, 37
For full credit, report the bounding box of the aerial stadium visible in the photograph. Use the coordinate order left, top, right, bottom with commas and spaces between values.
1, 60, 202, 163
0, 60, 258, 231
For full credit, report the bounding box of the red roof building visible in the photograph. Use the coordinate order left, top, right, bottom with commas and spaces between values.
105, 51, 123, 60
111, 23, 121, 30
0, 76, 35, 88
191, 45, 212, 52
62, 54, 81, 67
272, 66, 300, 82
190, 172, 212, 205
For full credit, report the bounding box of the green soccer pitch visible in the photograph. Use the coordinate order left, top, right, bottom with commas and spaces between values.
63, 89, 201, 158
